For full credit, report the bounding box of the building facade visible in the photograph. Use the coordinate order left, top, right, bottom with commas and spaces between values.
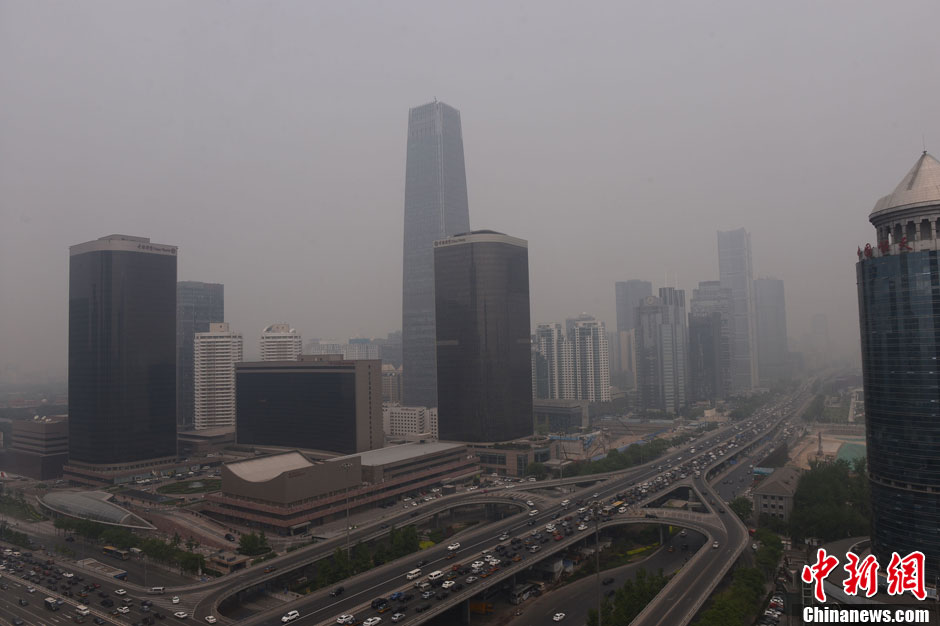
381, 364, 403, 404
533, 323, 572, 400
614, 280, 653, 333
754, 277, 789, 385
259, 324, 302, 361
689, 281, 733, 402
569, 315, 611, 402
434, 231, 532, 442
383, 405, 438, 440
635, 288, 688, 414
11, 416, 69, 480
752, 466, 800, 522
401, 101, 471, 409
194, 322, 243, 430
718, 228, 759, 392
176, 281, 224, 430
68, 235, 178, 468
856, 151, 940, 582
236, 355, 383, 454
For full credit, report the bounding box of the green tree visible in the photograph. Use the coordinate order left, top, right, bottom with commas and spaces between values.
524, 462, 547, 479
171, 532, 182, 548
238, 532, 271, 556
729, 497, 753, 522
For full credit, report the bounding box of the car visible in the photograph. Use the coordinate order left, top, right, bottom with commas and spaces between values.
498, 533, 509, 541
94, 619, 106, 625
26, 586, 35, 593
12, 619, 23, 626
421, 590, 434, 600
525, 500, 534, 506
17, 598, 27, 606
441, 580, 455, 589
101, 599, 114, 607
415, 604, 431, 613
447, 542, 460, 551
330, 586, 345, 597
224, 533, 235, 541
205, 618, 217, 624
172, 596, 180, 604
263, 566, 277, 573
391, 613, 406, 623
577, 524, 588, 531
553, 613, 566, 622
118, 607, 131, 614
465, 575, 478, 584
336, 616, 355, 625
389, 591, 404, 601
712, 541, 720, 549
173, 612, 189, 620
363, 619, 382, 626
115, 589, 127, 596
528, 509, 539, 516
602, 577, 615, 585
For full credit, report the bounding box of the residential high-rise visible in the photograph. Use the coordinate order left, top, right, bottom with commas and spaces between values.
534, 323, 572, 400
568, 315, 611, 403
382, 364, 403, 404
176, 281, 224, 430
401, 101, 471, 409
259, 324, 302, 361
754, 278, 789, 385
635, 288, 688, 414
194, 322, 243, 430
857, 151, 940, 581
718, 228, 759, 392
68, 235, 177, 467
236, 355, 383, 454
689, 281, 733, 402
434, 231, 531, 442
615, 280, 653, 333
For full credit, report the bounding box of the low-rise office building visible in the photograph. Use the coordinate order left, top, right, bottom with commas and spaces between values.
203, 441, 476, 535
11, 416, 69, 480
752, 466, 800, 522
469, 440, 552, 478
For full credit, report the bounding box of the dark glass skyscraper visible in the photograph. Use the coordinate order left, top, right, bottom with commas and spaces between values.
435, 231, 531, 442
689, 281, 733, 402
857, 151, 940, 582
718, 228, 758, 392
68, 235, 178, 466
754, 277, 788, 385
402, 101, 471, 408
177, 281, 224, 430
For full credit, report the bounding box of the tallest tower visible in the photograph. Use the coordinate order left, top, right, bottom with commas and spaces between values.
401, 101, 471, 408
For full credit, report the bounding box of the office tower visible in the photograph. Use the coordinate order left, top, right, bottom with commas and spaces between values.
531, 344, 549, 399
68, 234, 177, 466
857, 151, 940, 581
176, 281, 224, 430
689, 281, 733, 402
754, 278, 789, 385
193, 323, 243, 430
236, 355, 383, 454
615, 280, 653, 333
616, 330, 637, 389
569, 315, 611, 402
401, 101, 471, 409
382, 364, 403, 404
718, 228, 759, 392
635, 288, 688, 414
434, 231, 531, 442
259, 324, 302, 361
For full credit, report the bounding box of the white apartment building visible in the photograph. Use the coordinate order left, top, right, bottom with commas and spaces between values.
259, 323, 302, 361
194, 322, 243, 430
383, 405, 438, 440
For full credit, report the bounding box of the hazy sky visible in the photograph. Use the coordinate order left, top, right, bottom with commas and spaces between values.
2, 0, 939, 382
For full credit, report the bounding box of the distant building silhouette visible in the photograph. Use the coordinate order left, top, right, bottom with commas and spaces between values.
689, 281, 733, 402
401, 101, 471, 409
718, 228, 758, 391
636, 288, 688, 414
754, 278, 789, 385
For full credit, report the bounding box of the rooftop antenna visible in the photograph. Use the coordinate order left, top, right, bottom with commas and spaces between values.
923, 135, 928, 155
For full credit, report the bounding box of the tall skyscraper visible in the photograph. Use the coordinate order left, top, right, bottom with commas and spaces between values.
569, 315, 611, 403
615, 280, 653, 333
534, 323, 573, 400
635, 288, 688, 415
689, 281, 733, 402
177, 281, 224, 430
754, 278, 789, 385
68, 235, 177, 467
401, 100, 471, 409
194, 322, 243, 430
259, 324, 302, 361
434, 231, 531, 442
857, 151, 940, 582
718, 228, 758, 392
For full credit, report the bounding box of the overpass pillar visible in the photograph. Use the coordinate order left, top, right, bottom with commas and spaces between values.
459, 598, 471, 625
659, 524, 665, 545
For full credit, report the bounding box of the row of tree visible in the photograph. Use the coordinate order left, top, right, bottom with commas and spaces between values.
310, 525, 420, 591
693, 567, 766, 626
788, 457, 869, 544
52, 517, 206, 575
586, 568, 669, 626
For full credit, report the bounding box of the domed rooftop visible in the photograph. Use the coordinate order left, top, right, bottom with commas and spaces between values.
40, 491, 155, 530
871, 152, 940, 218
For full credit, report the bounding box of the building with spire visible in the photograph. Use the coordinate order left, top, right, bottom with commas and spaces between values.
401, 101, 471, 409
856, 151, 940, 582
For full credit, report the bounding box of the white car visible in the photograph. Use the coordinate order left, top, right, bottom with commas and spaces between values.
712, 541, 720, 549
577, 524, 588, 531
282, 610, 300, 623
174, 612, 189, 620
553, 613, 566, 622
336, 615, 355, 625
363, 618, 382, 626
205, 618, 218, 624
471, 560, 485, 569
525, 500, 534, 507
114, 589, 127, 596
26, 586, 35, 593
498, 533, 509, 541
465, 576, 478, 584
172, 596, 181, 604
117, 607, 130, 614
391, 614, 406, 623
441, 580, 455, 589
447, 542, 460, 551
528, 509, 539, 516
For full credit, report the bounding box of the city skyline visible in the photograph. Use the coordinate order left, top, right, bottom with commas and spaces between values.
5, 2, 935, 382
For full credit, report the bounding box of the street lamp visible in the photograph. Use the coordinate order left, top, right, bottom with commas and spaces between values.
340, 462, 354, 559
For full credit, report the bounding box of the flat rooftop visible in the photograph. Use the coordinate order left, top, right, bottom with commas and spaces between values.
331, 441, 465, 467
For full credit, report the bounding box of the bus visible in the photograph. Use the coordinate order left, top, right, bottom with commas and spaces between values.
44, 597, 59, 611
102, 546, 129, 560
